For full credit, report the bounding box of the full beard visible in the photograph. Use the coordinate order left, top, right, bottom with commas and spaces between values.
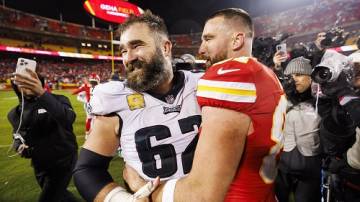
125, 48, 170, 92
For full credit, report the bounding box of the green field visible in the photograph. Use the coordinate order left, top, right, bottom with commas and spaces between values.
0, 90, 125, 202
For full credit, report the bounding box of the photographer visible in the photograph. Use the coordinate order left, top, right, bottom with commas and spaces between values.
313, 50, 360, 201
275, 57, 322, 202
8, 68, 78, 202
309, 32, 326, 53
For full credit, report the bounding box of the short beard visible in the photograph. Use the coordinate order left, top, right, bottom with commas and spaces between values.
205, 51, 227, 68
125, 48, 170, 92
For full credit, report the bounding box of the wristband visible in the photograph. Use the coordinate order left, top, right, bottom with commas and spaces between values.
104, 186, 133, 202
162, 179, 178, 202
105, 180, 158, 202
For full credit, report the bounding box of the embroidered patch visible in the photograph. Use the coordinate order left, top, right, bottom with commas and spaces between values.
163, 105, 181, 114
37, 108, 47, 114
127, 93, 145, 111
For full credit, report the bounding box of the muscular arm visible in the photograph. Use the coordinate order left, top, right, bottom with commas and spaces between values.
152, 106, 250, 202
73, 115, 120, 201
83, 115, 120, 156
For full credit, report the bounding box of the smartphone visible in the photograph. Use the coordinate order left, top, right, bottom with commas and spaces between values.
276, 43, 287, 53
16, 58, 37, 77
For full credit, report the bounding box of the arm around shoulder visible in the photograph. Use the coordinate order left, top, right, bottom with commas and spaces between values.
152, 106, 250, 202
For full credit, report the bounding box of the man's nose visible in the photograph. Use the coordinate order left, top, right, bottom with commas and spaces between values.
124, 49, 137, 63
198, 42, 206, 56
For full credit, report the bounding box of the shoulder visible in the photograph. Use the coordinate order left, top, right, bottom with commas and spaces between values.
182, 70, 204, 81
197, 57, 258, 101
90, 81, 131, 115
181, 70, 203, 89
93, 81, 126, 96
201, 57, 265, 83
52, 93, 69, 100
46, 93, 71, 104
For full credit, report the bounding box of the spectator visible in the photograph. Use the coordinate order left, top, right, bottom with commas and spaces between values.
8, 69, 78, 202
315, 50, 360, 201
275, 57, 322, 202
72, 73, 100, 138
309, 32, 326, 53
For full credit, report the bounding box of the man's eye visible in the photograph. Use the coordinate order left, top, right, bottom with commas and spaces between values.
133, 44, 142, 49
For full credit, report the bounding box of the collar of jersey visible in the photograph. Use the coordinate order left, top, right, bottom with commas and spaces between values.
146, 71, 185, 104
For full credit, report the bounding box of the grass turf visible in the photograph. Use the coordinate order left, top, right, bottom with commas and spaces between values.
0, 90, 125, 202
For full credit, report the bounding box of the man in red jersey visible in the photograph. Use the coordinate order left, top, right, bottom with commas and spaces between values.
72, 73, 100, 137
124, 8, 286, 202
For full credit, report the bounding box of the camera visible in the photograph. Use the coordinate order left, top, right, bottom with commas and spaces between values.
311, 50, 352, 84
172, 54, 205, 72
321, 27, 348, 48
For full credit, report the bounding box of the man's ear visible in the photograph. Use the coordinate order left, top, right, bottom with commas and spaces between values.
232, 32, 245, 51
163, 40, 172, 57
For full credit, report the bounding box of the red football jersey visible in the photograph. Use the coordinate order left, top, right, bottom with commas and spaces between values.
197, 57, 287, 202
72, 83, 91, 102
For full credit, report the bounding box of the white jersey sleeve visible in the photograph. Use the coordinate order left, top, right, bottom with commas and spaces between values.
89, 81, 128, 115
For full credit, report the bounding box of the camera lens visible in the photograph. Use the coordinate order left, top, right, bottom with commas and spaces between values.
311, 66, 332, 84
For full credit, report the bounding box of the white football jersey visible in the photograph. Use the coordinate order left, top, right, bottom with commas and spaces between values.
90, 71, 202, 181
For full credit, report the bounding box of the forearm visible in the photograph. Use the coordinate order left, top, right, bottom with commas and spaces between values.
73, 148, 115, 201
151, 107, 247, 202
151, 177, 209, 202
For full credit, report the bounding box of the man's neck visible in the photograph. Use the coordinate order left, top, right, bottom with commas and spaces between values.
151, 72, 174, 95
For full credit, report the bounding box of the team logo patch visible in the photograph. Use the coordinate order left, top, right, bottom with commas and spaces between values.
37, 108, 47, 114
163, 105, 182, 114
127, 93, 145, 111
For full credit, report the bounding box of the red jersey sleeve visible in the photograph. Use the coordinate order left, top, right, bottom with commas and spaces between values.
197, 57, 259, 113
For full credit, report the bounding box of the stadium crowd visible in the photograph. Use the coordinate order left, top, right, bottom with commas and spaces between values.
0, 5, 109, 40
0, 58, 123, 88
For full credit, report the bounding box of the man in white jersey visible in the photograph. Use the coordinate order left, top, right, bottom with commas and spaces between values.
73, 11, 202, 202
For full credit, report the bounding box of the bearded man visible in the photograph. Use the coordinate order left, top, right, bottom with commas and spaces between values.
73, 11, 203, 202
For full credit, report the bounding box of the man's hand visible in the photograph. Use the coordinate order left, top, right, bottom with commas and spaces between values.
273, 50, 288, 70
123, 165, 160, 202
12, 68, 45, 97
133, 177, 160, 200
328, 157, 347, 174
123, 164, 148, 192
17, 143, 32, 158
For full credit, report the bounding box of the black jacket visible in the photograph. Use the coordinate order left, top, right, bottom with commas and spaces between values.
7, 91, 78, 169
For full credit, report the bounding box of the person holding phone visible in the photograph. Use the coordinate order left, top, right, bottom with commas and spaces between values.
273, 44, 288, 70
8, 66, 79, 202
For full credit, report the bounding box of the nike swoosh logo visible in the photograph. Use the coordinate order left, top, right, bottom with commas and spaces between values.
217, 67, 241, 75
